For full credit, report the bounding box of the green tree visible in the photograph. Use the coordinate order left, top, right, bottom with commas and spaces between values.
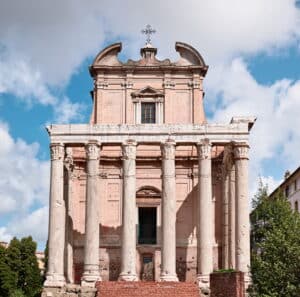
0, 237, 42, 297
0, 245, 16, 296
249, 181, 300, 297
18, 236, 43, 297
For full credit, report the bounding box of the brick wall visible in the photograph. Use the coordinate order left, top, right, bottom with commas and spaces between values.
96, 281, 200, 297
210, 271, 245, 297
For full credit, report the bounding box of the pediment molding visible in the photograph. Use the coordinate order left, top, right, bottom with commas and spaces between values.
136, 186, 161, 198
131, 86, 164, 98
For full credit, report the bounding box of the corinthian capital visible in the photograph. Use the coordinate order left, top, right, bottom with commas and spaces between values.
233, 143, 249, 160
85, 142, 101, 160
50, 143, 64, 161
161, 139, 176, 160
197, 139, 211, 160
122, 140, 137, 160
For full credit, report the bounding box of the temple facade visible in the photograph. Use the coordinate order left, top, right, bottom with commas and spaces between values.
43, 40, 255, 294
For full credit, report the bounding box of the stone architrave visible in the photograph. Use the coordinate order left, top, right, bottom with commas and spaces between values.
44, 143, 66, 287
233, 143, 250, 280
196, 139, 213, 288
160, 139, 178, 281
81, 141, 101, 286
119, 140, 138, 281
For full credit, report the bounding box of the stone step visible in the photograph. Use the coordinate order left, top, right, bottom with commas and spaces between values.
96, 281, 200, 297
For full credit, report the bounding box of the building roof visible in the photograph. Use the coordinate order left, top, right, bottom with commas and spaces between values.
269, 166, 300, 197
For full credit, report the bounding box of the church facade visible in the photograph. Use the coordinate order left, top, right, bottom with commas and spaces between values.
43, 40, 255, 294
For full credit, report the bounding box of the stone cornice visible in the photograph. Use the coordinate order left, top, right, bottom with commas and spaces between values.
47, 120, 253, 145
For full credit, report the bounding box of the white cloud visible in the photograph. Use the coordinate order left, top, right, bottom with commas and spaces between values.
0, 227, 12, 243
0, 122, 49, 245
0, 0, 300, 114
206, 58, 300, 198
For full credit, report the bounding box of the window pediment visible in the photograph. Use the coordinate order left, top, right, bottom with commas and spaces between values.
131, 86, 164, 99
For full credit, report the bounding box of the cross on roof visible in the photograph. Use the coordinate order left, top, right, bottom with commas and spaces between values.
141, 24, 156, 46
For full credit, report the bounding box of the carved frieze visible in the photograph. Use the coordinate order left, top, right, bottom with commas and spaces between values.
163, 80, 175, 89
50, 143, 64, 161
85, 142, 101, 160
161, 139, 176, 160
95, 81, 108, 89
121, 81, 133, 89
188, 80, 201, 89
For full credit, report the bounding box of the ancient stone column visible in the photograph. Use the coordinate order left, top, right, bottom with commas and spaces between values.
64, 147, 74, 283
44, 143, 66, 287
160, 139, 178, 281
228, 158, 236, 269
119, 140, 138, 281
222, 166, 229, 269
81, 141, 101, 286
196, 139, 213, 288
234, 143, 250, 278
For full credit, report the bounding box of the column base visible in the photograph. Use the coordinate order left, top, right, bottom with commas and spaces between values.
81, 271, 101, 287
196, 274, 210, 288
160, 273, 179, 282
44, 273, 66, 288
118, 272, 138, 281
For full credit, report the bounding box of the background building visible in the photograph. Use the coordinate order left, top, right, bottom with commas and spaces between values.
269, 167, 300, 211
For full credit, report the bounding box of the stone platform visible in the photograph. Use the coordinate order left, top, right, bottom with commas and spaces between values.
42, 282, 201, 297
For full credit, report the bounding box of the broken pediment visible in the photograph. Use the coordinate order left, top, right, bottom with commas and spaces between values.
92, 42, 122, 66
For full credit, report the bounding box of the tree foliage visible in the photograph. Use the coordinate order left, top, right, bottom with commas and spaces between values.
0, 237, 42, 297
249, 181, 300, 297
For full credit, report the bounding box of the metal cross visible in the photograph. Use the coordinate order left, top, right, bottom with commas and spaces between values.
141, 24, 156, 45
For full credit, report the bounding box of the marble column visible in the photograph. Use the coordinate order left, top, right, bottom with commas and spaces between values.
81, 142, 101, 286
196, 139, 213, 288
160, 139, 178, 281
234, 143, 250, 277
44, 143, 66, 287
64, 147, 74, 283
119, 140, 138, 281
228, 158, 236, 269
222, 166, 229, 269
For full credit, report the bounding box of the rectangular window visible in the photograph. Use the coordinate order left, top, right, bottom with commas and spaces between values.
285, 185, 290, 197
141, 103, 156, 124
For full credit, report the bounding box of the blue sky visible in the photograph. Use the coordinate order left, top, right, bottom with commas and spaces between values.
1, 0, 300, 250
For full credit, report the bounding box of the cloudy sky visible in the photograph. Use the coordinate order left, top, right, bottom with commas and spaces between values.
1, 0, 300, 250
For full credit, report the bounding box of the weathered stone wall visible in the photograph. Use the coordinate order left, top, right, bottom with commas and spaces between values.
210, 271, 245, 297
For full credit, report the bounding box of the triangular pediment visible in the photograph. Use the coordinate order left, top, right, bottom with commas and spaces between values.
131, 86, 164, 98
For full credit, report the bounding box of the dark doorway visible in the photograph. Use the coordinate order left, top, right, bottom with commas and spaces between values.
138, 207, 157, 244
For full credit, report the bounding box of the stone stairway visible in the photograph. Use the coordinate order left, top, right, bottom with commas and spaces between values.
96, 281, 200, 297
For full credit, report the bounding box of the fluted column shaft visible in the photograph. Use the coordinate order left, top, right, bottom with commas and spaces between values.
222, 167, 229, 269
234, 143, 250, 276
197, 140, 213, 287
82, 142, 101, 286
44, 143, 66, 287
119, 140, 138, 281
160, 139, 178, 281
228, 161, 236, 269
